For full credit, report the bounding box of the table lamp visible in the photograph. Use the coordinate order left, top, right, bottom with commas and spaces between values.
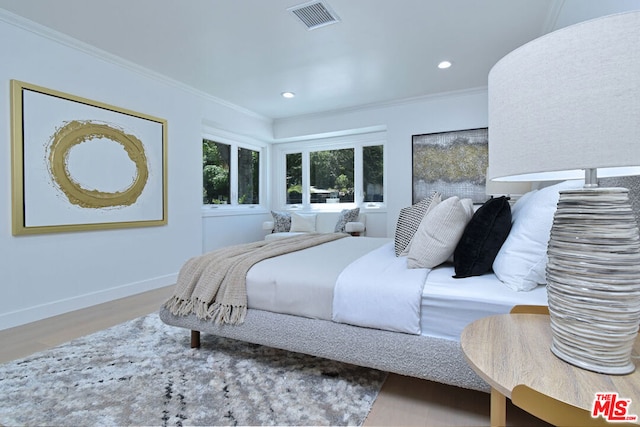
488, 11, 640, 374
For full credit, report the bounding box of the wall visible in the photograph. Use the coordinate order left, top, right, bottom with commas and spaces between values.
0, 13, 271, 330
268, 0, 640, 238
4, 1, 634, 330
202, 209, 272, 253
272, 89, 489, 236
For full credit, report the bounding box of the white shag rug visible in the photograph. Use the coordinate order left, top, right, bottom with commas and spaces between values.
0, 313, 387, 426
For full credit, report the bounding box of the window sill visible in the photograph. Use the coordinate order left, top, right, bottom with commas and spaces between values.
201, 205, 269, 218
281, 203, 387, 213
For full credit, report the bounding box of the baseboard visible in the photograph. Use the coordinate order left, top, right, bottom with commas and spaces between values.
0, 274, 177, 331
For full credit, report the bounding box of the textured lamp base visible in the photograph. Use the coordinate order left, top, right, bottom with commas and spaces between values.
547, 187, 640, 375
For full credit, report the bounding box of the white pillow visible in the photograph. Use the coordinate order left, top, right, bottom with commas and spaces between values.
407, 196, 474, 269
509, 189, 537, 222
289, 212, 317, 232
492, 180, 584, 291
394, 192, 442, 256
400, 193, 442, 256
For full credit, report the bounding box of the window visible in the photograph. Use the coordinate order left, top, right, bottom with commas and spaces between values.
278, 133, 385, 209
310, 148, 354, 204
203, 139, 230, 204
203, 136, 263, 207
238, 147, 259, 205
286, 153, 302, 204
363, 145, 384, 202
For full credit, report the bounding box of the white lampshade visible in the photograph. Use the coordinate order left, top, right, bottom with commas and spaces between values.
488, 11, 640, 183
488, 10, 640, 375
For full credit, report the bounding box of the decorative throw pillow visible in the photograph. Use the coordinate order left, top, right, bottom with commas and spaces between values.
407, 196, 474, 269
400, 195, 443, 256
452, 196, 512, 278
290, 212, 317, 232
334, 208, 360, 232
271, 211, 291, 233
394, 192, 441, 256
492, 180, 584, 291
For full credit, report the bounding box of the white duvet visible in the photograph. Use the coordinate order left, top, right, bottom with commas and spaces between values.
246, 236, 389, 320
248, 236, 547, 339
332, 242, 429, 335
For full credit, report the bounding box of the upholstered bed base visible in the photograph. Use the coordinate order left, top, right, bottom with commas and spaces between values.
159, 307, 489, 393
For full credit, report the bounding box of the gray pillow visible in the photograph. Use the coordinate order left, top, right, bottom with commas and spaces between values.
334, 208, 360, 232
271, 211, 291, 233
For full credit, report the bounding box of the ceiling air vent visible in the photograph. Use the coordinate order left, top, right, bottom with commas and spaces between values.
288, 1, 341, 30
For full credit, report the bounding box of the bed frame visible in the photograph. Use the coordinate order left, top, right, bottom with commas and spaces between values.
161, 182, 640, 394
159, 306, 490, 392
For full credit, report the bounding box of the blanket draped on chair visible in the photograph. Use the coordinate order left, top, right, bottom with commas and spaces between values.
165, 233, 347, 325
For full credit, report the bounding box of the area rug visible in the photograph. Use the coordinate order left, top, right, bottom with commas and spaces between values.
0, 313, 387, 426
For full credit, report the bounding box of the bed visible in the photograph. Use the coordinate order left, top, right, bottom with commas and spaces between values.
160, 183, 577, 393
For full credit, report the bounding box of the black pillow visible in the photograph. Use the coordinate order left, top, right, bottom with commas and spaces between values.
453, 196, 512, 278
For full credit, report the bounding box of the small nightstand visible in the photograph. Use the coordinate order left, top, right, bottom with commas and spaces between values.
461, 309, 640, 427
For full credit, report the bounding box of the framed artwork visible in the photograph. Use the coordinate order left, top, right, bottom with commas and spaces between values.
11, 80, 168, 235
412, 128, 488, 204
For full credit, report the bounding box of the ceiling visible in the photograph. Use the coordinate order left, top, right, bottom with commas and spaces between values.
0, 0, 637, 120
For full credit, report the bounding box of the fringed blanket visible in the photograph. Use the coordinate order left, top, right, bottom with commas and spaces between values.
165, 233, 347, 325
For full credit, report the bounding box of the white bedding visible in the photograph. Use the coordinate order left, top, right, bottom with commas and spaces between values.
247, 236, 548, 341
420, 265, 548, 340
246, 236, 389, 320
332, 242, 429, 335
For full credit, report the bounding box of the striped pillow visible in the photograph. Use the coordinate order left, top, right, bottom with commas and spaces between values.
394, 192, 441, 256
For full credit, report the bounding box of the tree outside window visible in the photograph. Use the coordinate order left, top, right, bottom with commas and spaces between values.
203, 139, 261, 206
281, 141, 384, 207
310, 148, 354, 203
363, 145, 384, 202
238, 147, 259, 204
286, 153, 302, 204
203, 139, 230, 204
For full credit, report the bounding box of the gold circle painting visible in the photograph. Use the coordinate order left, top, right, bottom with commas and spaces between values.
48, 120, 149, 209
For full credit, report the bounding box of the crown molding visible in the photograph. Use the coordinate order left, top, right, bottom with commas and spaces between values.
274, 86, 488, 126
0, 8, 271, 124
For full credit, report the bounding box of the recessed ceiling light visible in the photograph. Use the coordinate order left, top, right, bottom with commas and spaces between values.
281, 91, 296, 98
438, 61, 452, 69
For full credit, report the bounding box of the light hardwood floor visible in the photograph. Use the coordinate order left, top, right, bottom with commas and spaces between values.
0, 286, 549, 426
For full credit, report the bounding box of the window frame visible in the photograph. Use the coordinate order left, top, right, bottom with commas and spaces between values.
274, 132, 386, 211
202, 128, 268, 215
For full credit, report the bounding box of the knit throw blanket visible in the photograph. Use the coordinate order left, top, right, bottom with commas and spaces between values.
165, 233, 347, 325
